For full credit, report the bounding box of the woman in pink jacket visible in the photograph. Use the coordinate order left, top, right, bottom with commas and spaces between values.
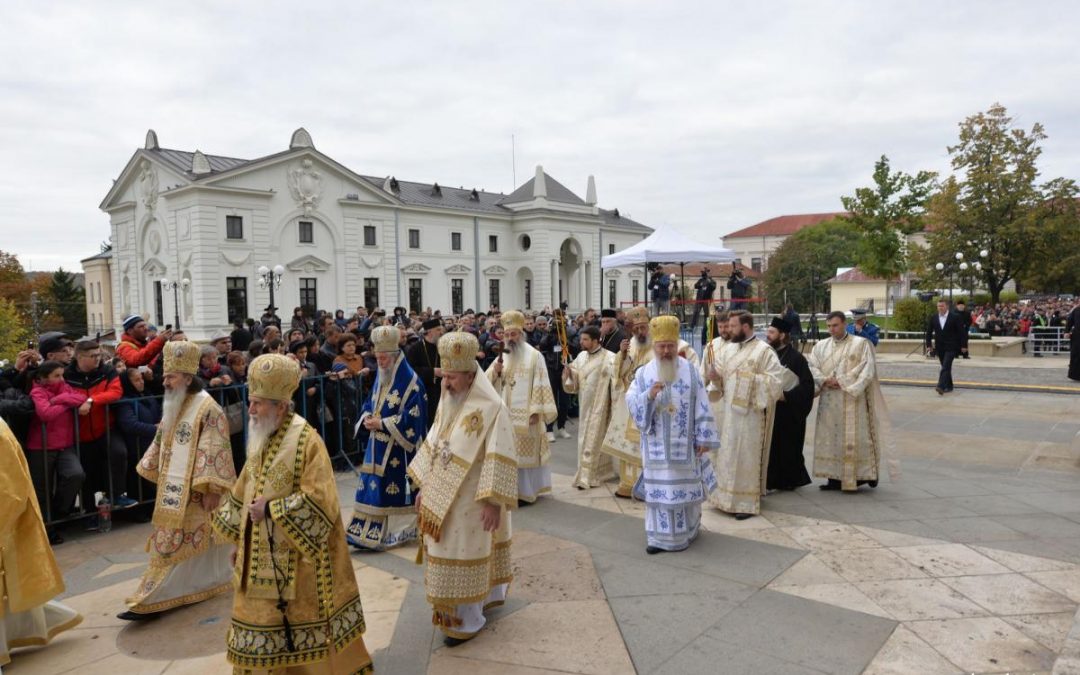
27, 361, 88, 537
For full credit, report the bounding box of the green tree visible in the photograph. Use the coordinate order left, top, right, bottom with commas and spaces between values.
923, 103, 1078, 304
763, 218, 861, 314
841, 155, 937, 337
0, 250, 28, 304
1019, 187, 1080, 293
0, 297, 31, 365
49, 267, 86, 335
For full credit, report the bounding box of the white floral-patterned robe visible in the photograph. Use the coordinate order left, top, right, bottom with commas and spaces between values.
562, 347, 615, 488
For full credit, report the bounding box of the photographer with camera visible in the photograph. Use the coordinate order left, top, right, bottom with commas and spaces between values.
648, 266, 671, 315
690, 268, 717, 329
727, 264, 752, 311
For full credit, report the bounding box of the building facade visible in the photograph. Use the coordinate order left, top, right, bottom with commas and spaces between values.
720, 212, 847, 273
93, 129, 651, 339
81, 250, 114, 336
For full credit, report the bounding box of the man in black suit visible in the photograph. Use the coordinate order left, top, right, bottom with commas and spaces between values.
925, 300, 966, 395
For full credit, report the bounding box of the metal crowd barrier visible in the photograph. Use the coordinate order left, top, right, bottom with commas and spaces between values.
27, 373, 371, 529
1028, 326, 1071, 356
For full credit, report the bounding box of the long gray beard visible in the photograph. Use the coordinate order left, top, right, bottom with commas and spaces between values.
657, 356, 678, 385
160, 388, 188, 434
246, 413, 280, 459
438, 390, 468, 428
378, 368, 392, 385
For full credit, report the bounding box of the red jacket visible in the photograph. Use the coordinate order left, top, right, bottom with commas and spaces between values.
27, 380, 87, 450
63, 363, 124, 442
116, 331, 167, 367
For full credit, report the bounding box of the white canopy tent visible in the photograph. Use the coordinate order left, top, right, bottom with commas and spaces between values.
601, 226, 736, 268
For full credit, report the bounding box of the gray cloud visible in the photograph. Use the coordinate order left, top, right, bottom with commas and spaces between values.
1, 1, 1078, 270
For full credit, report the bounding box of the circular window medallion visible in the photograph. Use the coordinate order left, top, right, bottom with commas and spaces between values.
520, 235, 532, 251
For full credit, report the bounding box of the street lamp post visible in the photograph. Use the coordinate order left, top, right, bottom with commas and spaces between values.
935, 249, 988, 306
160, 277, 191, 329
257, 264, 285, 323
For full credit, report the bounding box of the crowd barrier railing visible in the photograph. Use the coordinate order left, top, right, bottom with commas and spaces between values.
1027, 326, 1071, 356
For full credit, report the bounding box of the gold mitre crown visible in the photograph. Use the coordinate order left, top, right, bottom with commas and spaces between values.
163, 340, 200, 375
650, 315, 680, 343
371, 326, 400, 353
438, 332, 479, 373
501, 310, 525, 331
248, 354, 301, 401
627, 306, 651, 326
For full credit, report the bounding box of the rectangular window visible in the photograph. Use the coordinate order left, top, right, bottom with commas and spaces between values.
153, 280, 164, 326
632, 279, 640, 305
408, 278, 422, 314
226, 215, 243, 240
363, 277, 379, 310
451, 232, 462, 251
751, 257, 762, 273
299, 278, 317, 317
451, 279, 464, 315
608, 280, 617, 309
524, 279, 532, 310
226, 277, 248, 324
298, 220, 313, 243
609, 243, 615, 255
363, 225, 377, 246
488, 235, 498, 253
408, 228, 420, 249
489, 279, 500, 310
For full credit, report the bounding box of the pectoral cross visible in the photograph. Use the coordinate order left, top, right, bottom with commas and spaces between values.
438, 440, 453, 467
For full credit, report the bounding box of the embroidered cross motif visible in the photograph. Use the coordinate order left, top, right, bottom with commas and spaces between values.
405, 428, 415, 439
175, 421, 193, 444
672, 380, 690, 395
438, 440, 453, 467
408, 405, 421, 418
389, 457, 401, 468
385, 482, 400, 495
387, 390, 401, 408
369, 479, 378, 491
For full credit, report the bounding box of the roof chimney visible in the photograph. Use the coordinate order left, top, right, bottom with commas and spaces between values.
191, 150, 211, 175
533, 165, 547, 198
586, 175, 597, 205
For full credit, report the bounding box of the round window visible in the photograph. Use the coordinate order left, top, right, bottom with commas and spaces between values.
520, 235, 532, 251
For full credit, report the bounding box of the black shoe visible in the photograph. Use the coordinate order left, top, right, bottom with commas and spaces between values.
47, 529, 64, 546
868, 480, 878, 488
613, 491, 632, 500
819, 480, 841, 491
443, 634, 474, 647
117, 610, 158, 621
646, 546, 667, 555
734, 513, 754, 521
517, 499, 532, 508
961, 354, 970, 359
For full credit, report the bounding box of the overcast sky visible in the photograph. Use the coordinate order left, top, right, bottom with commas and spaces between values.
2, 1, 1078, 271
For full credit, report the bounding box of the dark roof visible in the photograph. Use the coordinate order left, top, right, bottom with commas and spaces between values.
151, 148, 251, 178
499, 173, 586, 206
825, 267, 897, 284
358, 176, 509, 215
80, 250, 113, 263
724, 212, 847, 239
599, 208, 649, 231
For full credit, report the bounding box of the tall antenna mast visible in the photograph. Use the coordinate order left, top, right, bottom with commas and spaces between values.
511, 134, 517, 187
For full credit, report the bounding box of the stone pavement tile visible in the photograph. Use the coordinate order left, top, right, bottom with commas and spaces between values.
438, 599, 634, 675
511, 530, 581, 560
92, 561, 146, 579
56, 651, 171, 675
160, 653, 232, 674
515, 499, 623, 545
971, 545, 1078, 573
726, 525, 807, 550
907, 617, 1057, 673
62, 576, 142, 629
816, 548, 929, 583
781, 524, 881, 551
1002, 612, 1075, 653
855, 578, 989, 621
856, 519, 954, 544
115, 593, 232, 661
862, 625, 964, 675
917, 479, 996, 497
757, 501, 839, 523
363, 610, 400, 653
761, 509, 833, 527
1029, 570, 1080, 603
888, 498, 980, 520
557, 494, 623, 515
943, 494, 1049, 516
608, 591, 746, 672
816, 500, 909, 524
861, 482, 939, 502
918, 516, 1027, 543
510, 544, 605, 603
940, 573, 1076, 615
654, 632, 827, 675
614, 497, 645, 518
699, 507, 773, 533
9, 625, 125, 675
992, 514, 1080, 540
642, 527, 806, 588
709, 588, 896, 673
771, 582, 893, 619
355, 565, 410, 612
590, 548, 755, 600
975, 538, 1080, 567
768, 554, 845, 586
890, 543, 1012, 577
384, 541, 420, 563
853, 524, 947, 548
426, 654, 576, 674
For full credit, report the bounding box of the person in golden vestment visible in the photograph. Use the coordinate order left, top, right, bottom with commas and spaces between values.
409, 332, 517, 647
561, 325, 615, 489
0, 417, 82, 667
485, 310, 556, 504
212, 354, 372, 674
121, 340, 236, 620
602, 307, 699, 498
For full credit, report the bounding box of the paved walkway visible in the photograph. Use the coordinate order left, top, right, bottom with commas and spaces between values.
6, 385, 1080, 674
876, 352, 1079, 394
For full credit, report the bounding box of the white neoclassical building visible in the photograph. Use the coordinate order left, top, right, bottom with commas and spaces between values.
92, 129, 652, 339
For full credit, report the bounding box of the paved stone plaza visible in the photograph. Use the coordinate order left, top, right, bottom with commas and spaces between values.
6, 381, 1080, 675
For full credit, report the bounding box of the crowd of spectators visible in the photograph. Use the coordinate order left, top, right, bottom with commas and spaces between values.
967, 297, 1076, 354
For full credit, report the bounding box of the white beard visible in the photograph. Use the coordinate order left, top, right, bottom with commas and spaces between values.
438, 389, 468, 428
378, 367, 393, 384
160, 388, 188, 434
657, 356, 678, 385
246, 412, 282, 459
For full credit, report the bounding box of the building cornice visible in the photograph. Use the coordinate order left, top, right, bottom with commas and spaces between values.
163, 184, 275, 200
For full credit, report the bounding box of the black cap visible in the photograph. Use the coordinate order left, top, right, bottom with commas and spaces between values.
422, 318, 441, 330
770, 317, 792, 333
39, 332, 72, 356
600, 309, 617, 319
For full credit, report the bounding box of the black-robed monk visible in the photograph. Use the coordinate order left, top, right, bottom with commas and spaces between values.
766, 318, 813, 491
